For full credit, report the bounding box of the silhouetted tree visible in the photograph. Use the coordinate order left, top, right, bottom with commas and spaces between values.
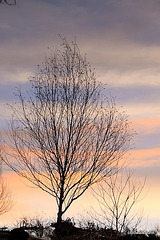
91, 170, 145, 232
1, 37, 133, 223
0, 0, 16, 5
0, 162, 12, 215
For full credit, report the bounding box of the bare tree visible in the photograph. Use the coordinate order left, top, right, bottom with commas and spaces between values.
0, 178, 12, 215
91, 170, 145, 233
1, 37, 133, 223
0, 161, 12, 216
0, 0, 16, 5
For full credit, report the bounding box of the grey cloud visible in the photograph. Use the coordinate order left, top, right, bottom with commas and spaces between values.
134, 133, 160, 150
1, 0, 160, 132
132, 164, 160, 180
1, 0, 160, 76
106, 85, 160, 105
0, 77, 159, 105
0, 82, 30, 102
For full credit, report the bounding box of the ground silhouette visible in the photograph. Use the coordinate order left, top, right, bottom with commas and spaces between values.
1, 220, 160, 240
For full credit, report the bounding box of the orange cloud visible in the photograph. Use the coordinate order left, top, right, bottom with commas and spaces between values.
129, 148, 160, 168
0, 171, 56, 226
1, 147, 160, 228
131, 117, 160, 135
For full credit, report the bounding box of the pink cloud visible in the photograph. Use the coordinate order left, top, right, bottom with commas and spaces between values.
131, 117, 160, 135
129, 148, 160, 167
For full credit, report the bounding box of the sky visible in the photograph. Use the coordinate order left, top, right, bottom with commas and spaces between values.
0, 0, 160, 230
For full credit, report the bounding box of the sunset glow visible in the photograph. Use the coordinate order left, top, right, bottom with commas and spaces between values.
0, 0, 160, 230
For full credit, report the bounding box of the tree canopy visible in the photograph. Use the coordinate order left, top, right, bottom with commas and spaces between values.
1, 38, 133, 223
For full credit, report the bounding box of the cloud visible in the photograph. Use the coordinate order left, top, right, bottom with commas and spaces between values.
1, 171, 56, 226
105, 85, 160, 107
128, 149, 160, 178
132, 118, 160, 135
98, 45, 160, 72
129, 118, 160, 150
1, 0, 160, 228
1, 0, 160, 80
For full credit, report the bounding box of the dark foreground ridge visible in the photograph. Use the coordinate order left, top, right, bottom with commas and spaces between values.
0, 227, 29, 240
0, 221, 160, 240
52, 221, 160, 240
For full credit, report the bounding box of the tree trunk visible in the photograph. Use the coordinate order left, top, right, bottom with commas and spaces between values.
57, 202, 63, 223
57, 178, 64, 223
